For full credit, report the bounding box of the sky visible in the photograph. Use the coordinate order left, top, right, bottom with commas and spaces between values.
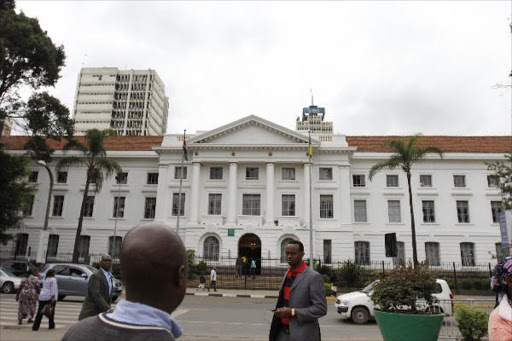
15, 1, 512, 136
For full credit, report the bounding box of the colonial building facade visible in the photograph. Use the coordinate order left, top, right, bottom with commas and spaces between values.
2, 115, 510, 266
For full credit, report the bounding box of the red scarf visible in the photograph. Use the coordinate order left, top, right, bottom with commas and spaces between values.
281, 261, 307, 325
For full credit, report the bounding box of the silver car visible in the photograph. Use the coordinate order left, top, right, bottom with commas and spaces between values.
39, 263, 122, 301
0, 267, 22, 294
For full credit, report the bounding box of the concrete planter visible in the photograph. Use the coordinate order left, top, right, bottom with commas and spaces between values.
374, 310, 444, 341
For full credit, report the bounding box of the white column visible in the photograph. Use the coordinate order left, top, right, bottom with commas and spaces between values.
265, 162, 275, 226
339, 165, 352, 224
154, 164, 170, 222
189, 162, 201, 224
303, 163, 311, 227
227, 162, 237, 224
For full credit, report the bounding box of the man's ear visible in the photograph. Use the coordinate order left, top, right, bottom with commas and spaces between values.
301, 251, 305, 258
177, 265, 186, 287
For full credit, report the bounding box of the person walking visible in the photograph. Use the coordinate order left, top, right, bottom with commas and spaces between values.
78, 253, 115, 320
197, 274, 206, 291
32, 269, 58, 331
62, 222, 187, 340
16, 270, 40, 325
208, 267, 217, 292
488, 256, 512, 341
250, 259, 257, 279
269, 240, 327, 341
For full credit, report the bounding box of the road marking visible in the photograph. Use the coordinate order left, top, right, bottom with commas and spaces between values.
172, 309, 190, 318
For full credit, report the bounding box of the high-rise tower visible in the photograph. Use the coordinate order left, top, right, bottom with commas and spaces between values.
296, 97, 333, 134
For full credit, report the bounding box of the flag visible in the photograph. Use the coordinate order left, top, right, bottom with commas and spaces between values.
182, 132, 188, 161
306, 134, 313, 157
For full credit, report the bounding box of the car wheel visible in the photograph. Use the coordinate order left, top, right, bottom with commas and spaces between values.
351, 307, 370, 324
2, 282, 14, 294
111, 295, 118, 303
58, 295, 66, 301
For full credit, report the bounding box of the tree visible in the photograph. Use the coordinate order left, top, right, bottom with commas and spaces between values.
369, 135, 443, 267
0, 147, 34, 244
56, 129, 122, 263
487, 152, 512, 210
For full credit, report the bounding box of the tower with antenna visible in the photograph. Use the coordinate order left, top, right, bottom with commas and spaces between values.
296, 89, 333, 134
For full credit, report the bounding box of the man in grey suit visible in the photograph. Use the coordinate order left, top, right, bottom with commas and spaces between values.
270, 240, 327, 341
78, 254, 114, 320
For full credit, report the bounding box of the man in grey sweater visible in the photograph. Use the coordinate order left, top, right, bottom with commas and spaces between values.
62, 222, 187, 341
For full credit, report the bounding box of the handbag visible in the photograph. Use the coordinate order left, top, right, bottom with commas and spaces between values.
41, 303, 53, 317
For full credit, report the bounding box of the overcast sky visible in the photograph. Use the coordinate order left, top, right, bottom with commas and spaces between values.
16, 1, 512, 136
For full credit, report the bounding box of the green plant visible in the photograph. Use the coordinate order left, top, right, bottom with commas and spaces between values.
372, 264, 438, 313
337, 260, 364, 287
454, 305, 488, 341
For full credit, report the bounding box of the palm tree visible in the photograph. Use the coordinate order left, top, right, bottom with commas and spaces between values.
368, 135, 443, 267
57, 129, 122, 263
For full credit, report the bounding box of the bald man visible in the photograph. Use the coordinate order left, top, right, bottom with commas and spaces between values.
62, 223, 187, 340
78, 253, 114, 320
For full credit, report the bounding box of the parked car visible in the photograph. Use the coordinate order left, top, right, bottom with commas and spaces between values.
0, 267, 22, 294
334, 279, 454, 324
38, 263, 122, 301
0, 260, 40, 277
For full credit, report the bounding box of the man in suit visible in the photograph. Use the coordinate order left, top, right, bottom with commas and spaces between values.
78, 253, 114, 320
270, 240, 327, 341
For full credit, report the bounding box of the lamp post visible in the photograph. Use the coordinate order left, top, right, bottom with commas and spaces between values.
113, 174, 121, 258
37, 160, 54, 232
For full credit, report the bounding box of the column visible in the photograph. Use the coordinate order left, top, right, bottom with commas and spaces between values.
265, 162, 275, 226
154, 163, 170, 222
189, 162, 201, 224
339, 165, 352, 224
227, 162, 237, 224
303, 163, 311, 227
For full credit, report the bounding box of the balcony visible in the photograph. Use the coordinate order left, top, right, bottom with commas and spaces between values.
277, 216, 301, 227
201, 215, 224, 226
237, 215, 262, 226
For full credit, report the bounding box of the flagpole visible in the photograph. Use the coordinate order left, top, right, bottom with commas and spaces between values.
309, 130, 314, 267
176, 129, 186, 235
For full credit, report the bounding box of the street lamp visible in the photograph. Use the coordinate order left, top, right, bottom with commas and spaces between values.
37, 160, 54, 232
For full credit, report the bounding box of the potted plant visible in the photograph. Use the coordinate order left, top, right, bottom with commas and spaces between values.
371, 264, 444, 341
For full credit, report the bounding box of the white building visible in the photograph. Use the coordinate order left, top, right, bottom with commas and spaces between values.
1, 115, 510, 266
73, 67, 169, 136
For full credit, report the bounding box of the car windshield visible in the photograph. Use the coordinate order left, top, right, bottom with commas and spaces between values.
0, 268, 18, 277
85, 265, 97, 273
361, 282, 376, 294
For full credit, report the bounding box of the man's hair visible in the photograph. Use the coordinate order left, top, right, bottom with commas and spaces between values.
287, 240, 304, 252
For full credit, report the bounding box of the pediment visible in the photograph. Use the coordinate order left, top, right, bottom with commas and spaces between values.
189, 115, 315, 146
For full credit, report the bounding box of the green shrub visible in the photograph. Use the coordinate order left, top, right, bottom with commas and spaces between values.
454, 305, 488, 341
337, 260, 364, 288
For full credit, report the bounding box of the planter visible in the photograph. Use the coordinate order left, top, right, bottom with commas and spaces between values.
374, 310, 444, 341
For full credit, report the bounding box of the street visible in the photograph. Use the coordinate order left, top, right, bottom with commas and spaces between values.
0, 293, 382, 341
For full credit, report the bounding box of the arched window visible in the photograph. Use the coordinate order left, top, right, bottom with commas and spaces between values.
203, 236, 220, 261
280, 238, 296, 263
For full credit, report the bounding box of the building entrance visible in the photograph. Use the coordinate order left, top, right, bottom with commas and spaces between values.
238, 233, 261, 275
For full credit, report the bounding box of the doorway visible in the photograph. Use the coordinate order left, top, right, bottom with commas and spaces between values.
238, 233, 261, 275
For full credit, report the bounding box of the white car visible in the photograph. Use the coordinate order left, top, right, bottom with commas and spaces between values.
334, 279, 454, 324
0, 268, 22, 294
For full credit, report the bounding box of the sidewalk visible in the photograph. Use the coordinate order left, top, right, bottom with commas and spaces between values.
186, 287, 338, 300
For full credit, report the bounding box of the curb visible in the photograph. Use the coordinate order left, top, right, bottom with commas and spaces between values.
185, 292, 338, 300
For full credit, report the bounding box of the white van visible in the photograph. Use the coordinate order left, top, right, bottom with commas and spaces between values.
334, 279, 454, 324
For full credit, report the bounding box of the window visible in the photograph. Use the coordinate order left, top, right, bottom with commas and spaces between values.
282, 168, 296, 180
47, 235, 59, 257
456, 200, 470, 223
495, 242, 509, 260
323, 240, 332, 264
491, 201, 503, 223
387, 200, 401, 223
320, 195, 333, 218
69, 267, 84, 277
280, 238, 296, 263
78, 236, 90, 260
393, 241, 405, 266
144, 197, 157, 219
386, 175, 399, 187
460, 242, 475, 267
242, 194, 260, 215
23, 195, 34, 216
355, 241, 370, 265
108, 236, 123, 258
147, 173, 159, 184
208, 194, 222, 215
420, 175, 432, 187
425, 242, 441, 266
319, 168, 333, 181
113, 196, 125, 218
453, 175, 466, 188
83, 196, 95, 217
52, 195, 64, 216
174, 167, 187, 180
353, 174, 366, 187
422, 200, 435, 223
28, 171, 38, 183
172, 193, 185, 216
210, 167, 223, 180
15, 233, 28, 256
203, 236, 220, 261
57, 171, 68, 183
246, 167, 259, 180
487, 175, 499, 188
354, 200, 367, 222
116, 172, 128, 184
282, 195, 295, 216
